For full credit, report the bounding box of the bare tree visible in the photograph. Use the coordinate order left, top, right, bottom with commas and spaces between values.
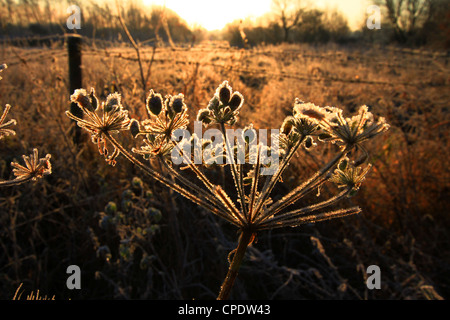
376, 0, 432, 42
271, 0, 308, 42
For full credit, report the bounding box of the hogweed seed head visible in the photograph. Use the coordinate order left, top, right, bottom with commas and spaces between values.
11, 148, 52, 182
329, 160, 372, 194
65, 80, 392, 299
67, 88, 131, 165
0, 104, 17, 139
319, 105, 390, 149
202, 81, 245, 126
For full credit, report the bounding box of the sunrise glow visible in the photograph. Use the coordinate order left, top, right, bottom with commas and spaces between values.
143, 0, 369, 31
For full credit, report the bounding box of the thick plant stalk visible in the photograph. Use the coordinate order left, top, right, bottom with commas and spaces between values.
217, 229, 256, 300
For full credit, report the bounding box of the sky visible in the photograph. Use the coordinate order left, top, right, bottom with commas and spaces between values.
143, 0, 370, 31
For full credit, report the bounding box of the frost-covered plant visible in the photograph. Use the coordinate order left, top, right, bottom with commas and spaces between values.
67, 80, 389, 299
0, 64, 51, 187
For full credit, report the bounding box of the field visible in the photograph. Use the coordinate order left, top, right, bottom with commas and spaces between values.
0, 39, 448, 300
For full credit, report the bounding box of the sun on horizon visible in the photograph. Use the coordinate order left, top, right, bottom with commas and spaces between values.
143, 0, 368, 32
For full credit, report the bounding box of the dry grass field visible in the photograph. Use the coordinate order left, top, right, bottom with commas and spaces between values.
0, 40, 448, 300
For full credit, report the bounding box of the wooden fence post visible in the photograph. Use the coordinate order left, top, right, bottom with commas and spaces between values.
67, 34, 83, 144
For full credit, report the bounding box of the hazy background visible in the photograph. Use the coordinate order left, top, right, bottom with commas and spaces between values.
0, 0, 448, 48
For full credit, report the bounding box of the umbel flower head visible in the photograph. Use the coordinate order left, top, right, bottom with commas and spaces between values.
67, 88, 131, 165
140, 90, 189, 142
318, 105, 390, 150
65, 80, 390, 300
329, 158, 372, 196
0, 104, 17, 140
196, 81, 244, 127
130, 90, 190, 157
11, 148, 52, 183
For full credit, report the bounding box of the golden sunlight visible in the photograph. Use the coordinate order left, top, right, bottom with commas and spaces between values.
144, 0, 272, 31
143, 0, 368, 31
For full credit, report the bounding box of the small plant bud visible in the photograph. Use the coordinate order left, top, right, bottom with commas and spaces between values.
146, 90, 163, 116
129, 119, 140, 138
229, 92, 243, 111
71, 89, 94, 111
281, 117, 294, 135
104, 201, 117, 215
131, 176, 144, 191
105, 92, 121, 112
197, 109, 212, 124
122, 189, 134, 200
208, 96, 220, 111
149, 207, 162, 223
171, 94, 185, 113
338, 158, 348, 171
119, 243, 131, 261
219, 82, 231, 105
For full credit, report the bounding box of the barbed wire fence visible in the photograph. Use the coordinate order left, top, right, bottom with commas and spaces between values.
2, 35, 448, 90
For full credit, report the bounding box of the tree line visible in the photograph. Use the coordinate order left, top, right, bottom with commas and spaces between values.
0, 0, 448, 48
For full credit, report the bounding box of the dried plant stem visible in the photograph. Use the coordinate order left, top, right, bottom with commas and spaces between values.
158, 156, 238, 224
0, 176, 32, 187
220, 123, 249, 220
116, 0, 147, 95
170, 140, 217, 194
255, 148, 348, 224
168, 140, 246, 225
252, 134, 306, 220
217, 229, 256, 300
104, 133, 240, 225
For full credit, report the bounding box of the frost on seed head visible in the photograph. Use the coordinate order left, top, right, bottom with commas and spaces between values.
146, 90, 163, 116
